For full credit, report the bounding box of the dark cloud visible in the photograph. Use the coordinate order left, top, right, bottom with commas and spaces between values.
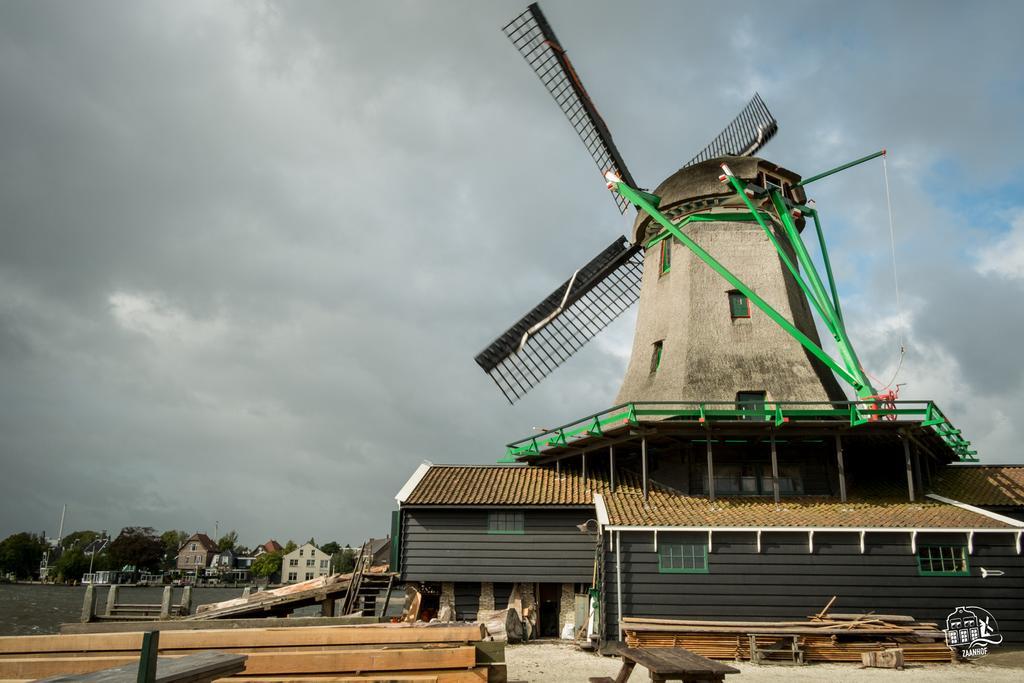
1, 0, 1021, 544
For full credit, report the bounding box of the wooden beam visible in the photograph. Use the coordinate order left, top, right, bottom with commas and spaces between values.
706, 437, 715, 503
609, 446, 616, 493
0, 624, 486, 655
835, 435, 847, 503
641, 438, 649, 502
912, 446, 923, 499
903, 435, 915, 502
770, 433, 780, 504
582, 453, 587, 481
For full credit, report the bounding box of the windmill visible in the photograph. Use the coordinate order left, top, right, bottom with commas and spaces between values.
476, 2, 877, 411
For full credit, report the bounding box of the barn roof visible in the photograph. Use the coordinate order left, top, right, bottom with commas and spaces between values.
397, 464, 1021, 530
930, 465, 1024, 506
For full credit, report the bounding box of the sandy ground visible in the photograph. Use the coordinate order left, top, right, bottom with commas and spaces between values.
504, 641, 1024, 682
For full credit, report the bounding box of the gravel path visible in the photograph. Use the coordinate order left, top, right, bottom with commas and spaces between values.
504, 641, 1024, 682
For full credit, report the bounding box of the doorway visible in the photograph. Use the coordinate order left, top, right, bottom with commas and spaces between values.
537, 583, 561, 638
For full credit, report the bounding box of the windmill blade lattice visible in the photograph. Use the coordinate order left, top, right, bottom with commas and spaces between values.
475, 237, 643, 403
685, 93, 778, 167
504, 3, 637, 214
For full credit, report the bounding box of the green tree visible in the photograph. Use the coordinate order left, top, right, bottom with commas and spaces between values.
53, 548, 90, 583
217, 530, 239, 552
251, 551, 281, 579
336, 546, 357, 574
0, 532, 48, 579
282, 540, 297, 554
108, 527, 163, 571
160, 530, 189, 570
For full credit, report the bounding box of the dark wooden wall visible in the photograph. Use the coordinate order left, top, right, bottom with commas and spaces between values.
604, 530, 1024, 643
401, 507, 596, 583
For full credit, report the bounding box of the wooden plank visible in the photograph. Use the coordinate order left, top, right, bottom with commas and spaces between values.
38, 652, 247, 682
238, 647, 477, 675
225, 667, 488, 682
0, 624, 485, 656
0, 647, 478, 679
61, 617, 382, 635
616, 647, 738, 675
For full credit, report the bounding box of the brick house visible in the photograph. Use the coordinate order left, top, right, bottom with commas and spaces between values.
176, 533, 218, 572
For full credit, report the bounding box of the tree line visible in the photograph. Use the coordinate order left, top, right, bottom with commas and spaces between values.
0, 529, 359, 583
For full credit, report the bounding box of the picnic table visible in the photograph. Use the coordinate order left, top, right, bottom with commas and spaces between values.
594, 643, 740, 683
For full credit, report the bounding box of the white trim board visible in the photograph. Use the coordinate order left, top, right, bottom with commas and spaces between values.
395, 461, 432, 503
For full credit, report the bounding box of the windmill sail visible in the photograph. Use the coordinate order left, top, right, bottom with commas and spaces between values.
475, 237, 643, 403
684, 93, 778, 167
503, 3, 637, 214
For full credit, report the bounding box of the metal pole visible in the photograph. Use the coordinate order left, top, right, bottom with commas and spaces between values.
835, 435, 847, 503
770, 433, 780, 504
795, 150, 886, 187
641, 438, 648, 501
706, 438, 715, 502
903, 436, 915, 502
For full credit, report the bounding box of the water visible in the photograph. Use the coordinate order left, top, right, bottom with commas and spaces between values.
0, 584, 250, 636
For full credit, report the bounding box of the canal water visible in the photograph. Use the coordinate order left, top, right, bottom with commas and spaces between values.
0, 584, 255, 636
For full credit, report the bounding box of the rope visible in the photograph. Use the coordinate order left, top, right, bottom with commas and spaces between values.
878, 152, 906, 390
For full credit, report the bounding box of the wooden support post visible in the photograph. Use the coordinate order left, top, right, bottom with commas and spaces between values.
556, 459, 560, 475
582, 453, 587, 481
106, 584, 119, 617
903, 436, 915, 502
181, 585, 193, 616
912, 446, 924, 498
835, 435, 847, 503
80, 584, 96, 623
641, 438, 648, 502
160, 586, 173, 620
137, 630, 159, 683
609, 446, 616, 493
770, 433, 780, 505
242, 586, 252, 598
706, 437, 715, 503
320, 598, 335, 617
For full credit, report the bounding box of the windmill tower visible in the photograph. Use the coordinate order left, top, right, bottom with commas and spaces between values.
615, 156, 847, 405
476, 3, 868, 408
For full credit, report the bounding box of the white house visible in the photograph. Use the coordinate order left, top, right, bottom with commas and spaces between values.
280, 543, 333, 583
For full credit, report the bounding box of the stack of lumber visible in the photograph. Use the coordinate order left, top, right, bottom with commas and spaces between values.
190, 573, 354, 620
622, 613, 953, 664
0, 623, 502, 682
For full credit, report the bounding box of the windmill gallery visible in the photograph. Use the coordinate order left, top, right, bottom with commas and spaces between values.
390, 2, 1024, 651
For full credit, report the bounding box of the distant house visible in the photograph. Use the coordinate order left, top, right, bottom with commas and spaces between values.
255, 540, 283, 556
365, 538, 392, 567
281, 543, 333, 583
176, 533, 217, 572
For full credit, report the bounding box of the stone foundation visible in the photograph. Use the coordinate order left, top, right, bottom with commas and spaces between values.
480, 582, 495, 610
440, 582, 455, 617
559, 583, 576, 636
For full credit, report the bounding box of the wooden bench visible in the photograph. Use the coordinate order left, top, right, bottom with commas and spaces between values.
594, 642, 740, 683
748, 633, 804, 665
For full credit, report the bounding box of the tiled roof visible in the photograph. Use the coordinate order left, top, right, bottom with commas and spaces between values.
404, 465, 1018, 529
402, 465, 606, 505
930, 465, 1024, 506
602, 484, 1016, 529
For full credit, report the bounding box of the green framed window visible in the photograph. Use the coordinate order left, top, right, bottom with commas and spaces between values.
660, 238, 671, 274
917, 545, 969, 576
658, 543, 708, 573
650, 340, 663, 373
487, 511, 525, 534
728, 290, 750, 319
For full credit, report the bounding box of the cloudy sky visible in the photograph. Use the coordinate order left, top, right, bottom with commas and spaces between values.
1, 0, 1022, 547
